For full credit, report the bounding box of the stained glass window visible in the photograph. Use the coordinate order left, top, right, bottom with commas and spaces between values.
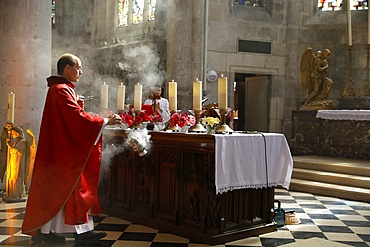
349, 0, 368, 10
118, 0, 129, 27
233, 0, 264, 7
148, 0, 156, 21
133, 0, 144, 24
118, 0, 156, 28
318, 0, 368, 11
52, 0, 55, 27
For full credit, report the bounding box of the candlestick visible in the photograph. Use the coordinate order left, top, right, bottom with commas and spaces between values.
218, 74, 228, 109
193, 79, 202, 110
214, 108, 234, 134
368, 2, 370, 45
117, 83, 126, 111
188, 109, 206, 133
359, 44, 370, 97
342, 46, 356, 97
101, 82, 109, 109
7, 92, 15, 123
348, 0, 352, 46
134, 83, 142, 111
168, 80, 177, 111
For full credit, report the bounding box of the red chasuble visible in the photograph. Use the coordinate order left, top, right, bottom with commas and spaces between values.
22, 76, 105, 236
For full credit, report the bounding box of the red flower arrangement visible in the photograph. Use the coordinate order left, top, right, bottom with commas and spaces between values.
151, 114, 164, 123
169, 112, 196, 128
120, 111, 152, 127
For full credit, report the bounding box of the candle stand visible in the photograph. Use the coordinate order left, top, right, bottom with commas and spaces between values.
342, 46, 356, 97
214, 108, 233, 134
133, 110, 143, 129
165, 110, 181, 132
359, 44, 370, 97
189, 110, 206, 133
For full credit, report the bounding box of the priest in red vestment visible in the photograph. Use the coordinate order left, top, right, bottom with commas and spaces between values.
21, 54, 122, 244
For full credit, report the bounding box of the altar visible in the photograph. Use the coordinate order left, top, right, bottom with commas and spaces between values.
290, 110, 370, 160
100, 130, 293, 245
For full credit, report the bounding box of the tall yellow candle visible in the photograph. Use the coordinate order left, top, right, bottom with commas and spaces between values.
218, 74, 228, 109
7, 92, 15, 123
117, 83, 126, 110
168, 80, 177, 111
348, 0, 352, 46
101, 82, 109, 109
134, 83, 142, 111
193, 79, 202, 110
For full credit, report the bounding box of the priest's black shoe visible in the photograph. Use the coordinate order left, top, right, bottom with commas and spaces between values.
31, 229, 66, 244
73, 231, 107, 244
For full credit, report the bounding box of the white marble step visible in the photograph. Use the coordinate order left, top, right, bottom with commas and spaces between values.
293, 155, 370, 177
293, 168, 370, 189
289, 178, 370, 203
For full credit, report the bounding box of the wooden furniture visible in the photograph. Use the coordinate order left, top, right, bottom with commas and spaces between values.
100, 130, 286, 245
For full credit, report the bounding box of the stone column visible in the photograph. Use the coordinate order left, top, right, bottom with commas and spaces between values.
0, 0, 51, 137
166, 0, 204, 111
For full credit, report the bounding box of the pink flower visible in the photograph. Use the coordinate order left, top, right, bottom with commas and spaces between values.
187, 115, 196, 126
169, 112, 196, 128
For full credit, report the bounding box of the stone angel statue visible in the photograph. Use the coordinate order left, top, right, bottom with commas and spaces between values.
300, 47, 333, 109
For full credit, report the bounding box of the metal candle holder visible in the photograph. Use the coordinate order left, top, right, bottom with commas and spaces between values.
132, 110, 142, 129
342, 46, 356, 97
359, 44, 370, 97
189, 109, 206, 133
214, 108, 233, 134
165, 110, 181, 131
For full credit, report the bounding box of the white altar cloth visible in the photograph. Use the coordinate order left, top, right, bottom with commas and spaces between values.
215, 133, 293, 194
316, 110, 370, 121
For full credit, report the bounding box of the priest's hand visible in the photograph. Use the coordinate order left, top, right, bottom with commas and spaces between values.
155, 102, 163, 113
107, 114, 122, 125
77, 99, 84, 110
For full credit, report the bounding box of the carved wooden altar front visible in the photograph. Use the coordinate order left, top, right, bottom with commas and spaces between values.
100, 130, 276, 245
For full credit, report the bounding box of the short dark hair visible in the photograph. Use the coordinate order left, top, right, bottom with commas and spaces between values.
57, 54, 77, 75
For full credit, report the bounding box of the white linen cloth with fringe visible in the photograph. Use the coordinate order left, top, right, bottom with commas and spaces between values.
316, 110, 370, 121
215, 133, 293, 194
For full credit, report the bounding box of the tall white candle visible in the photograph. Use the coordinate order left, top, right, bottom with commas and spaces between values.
7, 92, 15, 123
101, 82, 109, 109
218, 74, 228, 109
193, 79, 202, 110
134, 83, 142, 111
117, 83, 126, 110
348, 0, 352, 46
168, 80, 177, 111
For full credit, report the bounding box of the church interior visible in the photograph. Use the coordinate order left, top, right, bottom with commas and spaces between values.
0, 0, 369, 246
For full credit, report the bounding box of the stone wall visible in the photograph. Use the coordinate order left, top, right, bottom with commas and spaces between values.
0, 0, 51, 137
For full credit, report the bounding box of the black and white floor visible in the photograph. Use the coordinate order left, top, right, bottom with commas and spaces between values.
0, 188, 369, 246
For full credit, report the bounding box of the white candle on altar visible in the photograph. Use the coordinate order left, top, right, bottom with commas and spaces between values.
193, 79, 202, 110
348, 0, 352, 46
218, 74, 228, 109
168, 80, 177, 111
7, 92, 15, 123
117, 83, 126, 110
134, 83, 142, 111
101, 82, 109, 109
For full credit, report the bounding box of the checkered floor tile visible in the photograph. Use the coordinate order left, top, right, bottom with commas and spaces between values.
0, 188, 369, 246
